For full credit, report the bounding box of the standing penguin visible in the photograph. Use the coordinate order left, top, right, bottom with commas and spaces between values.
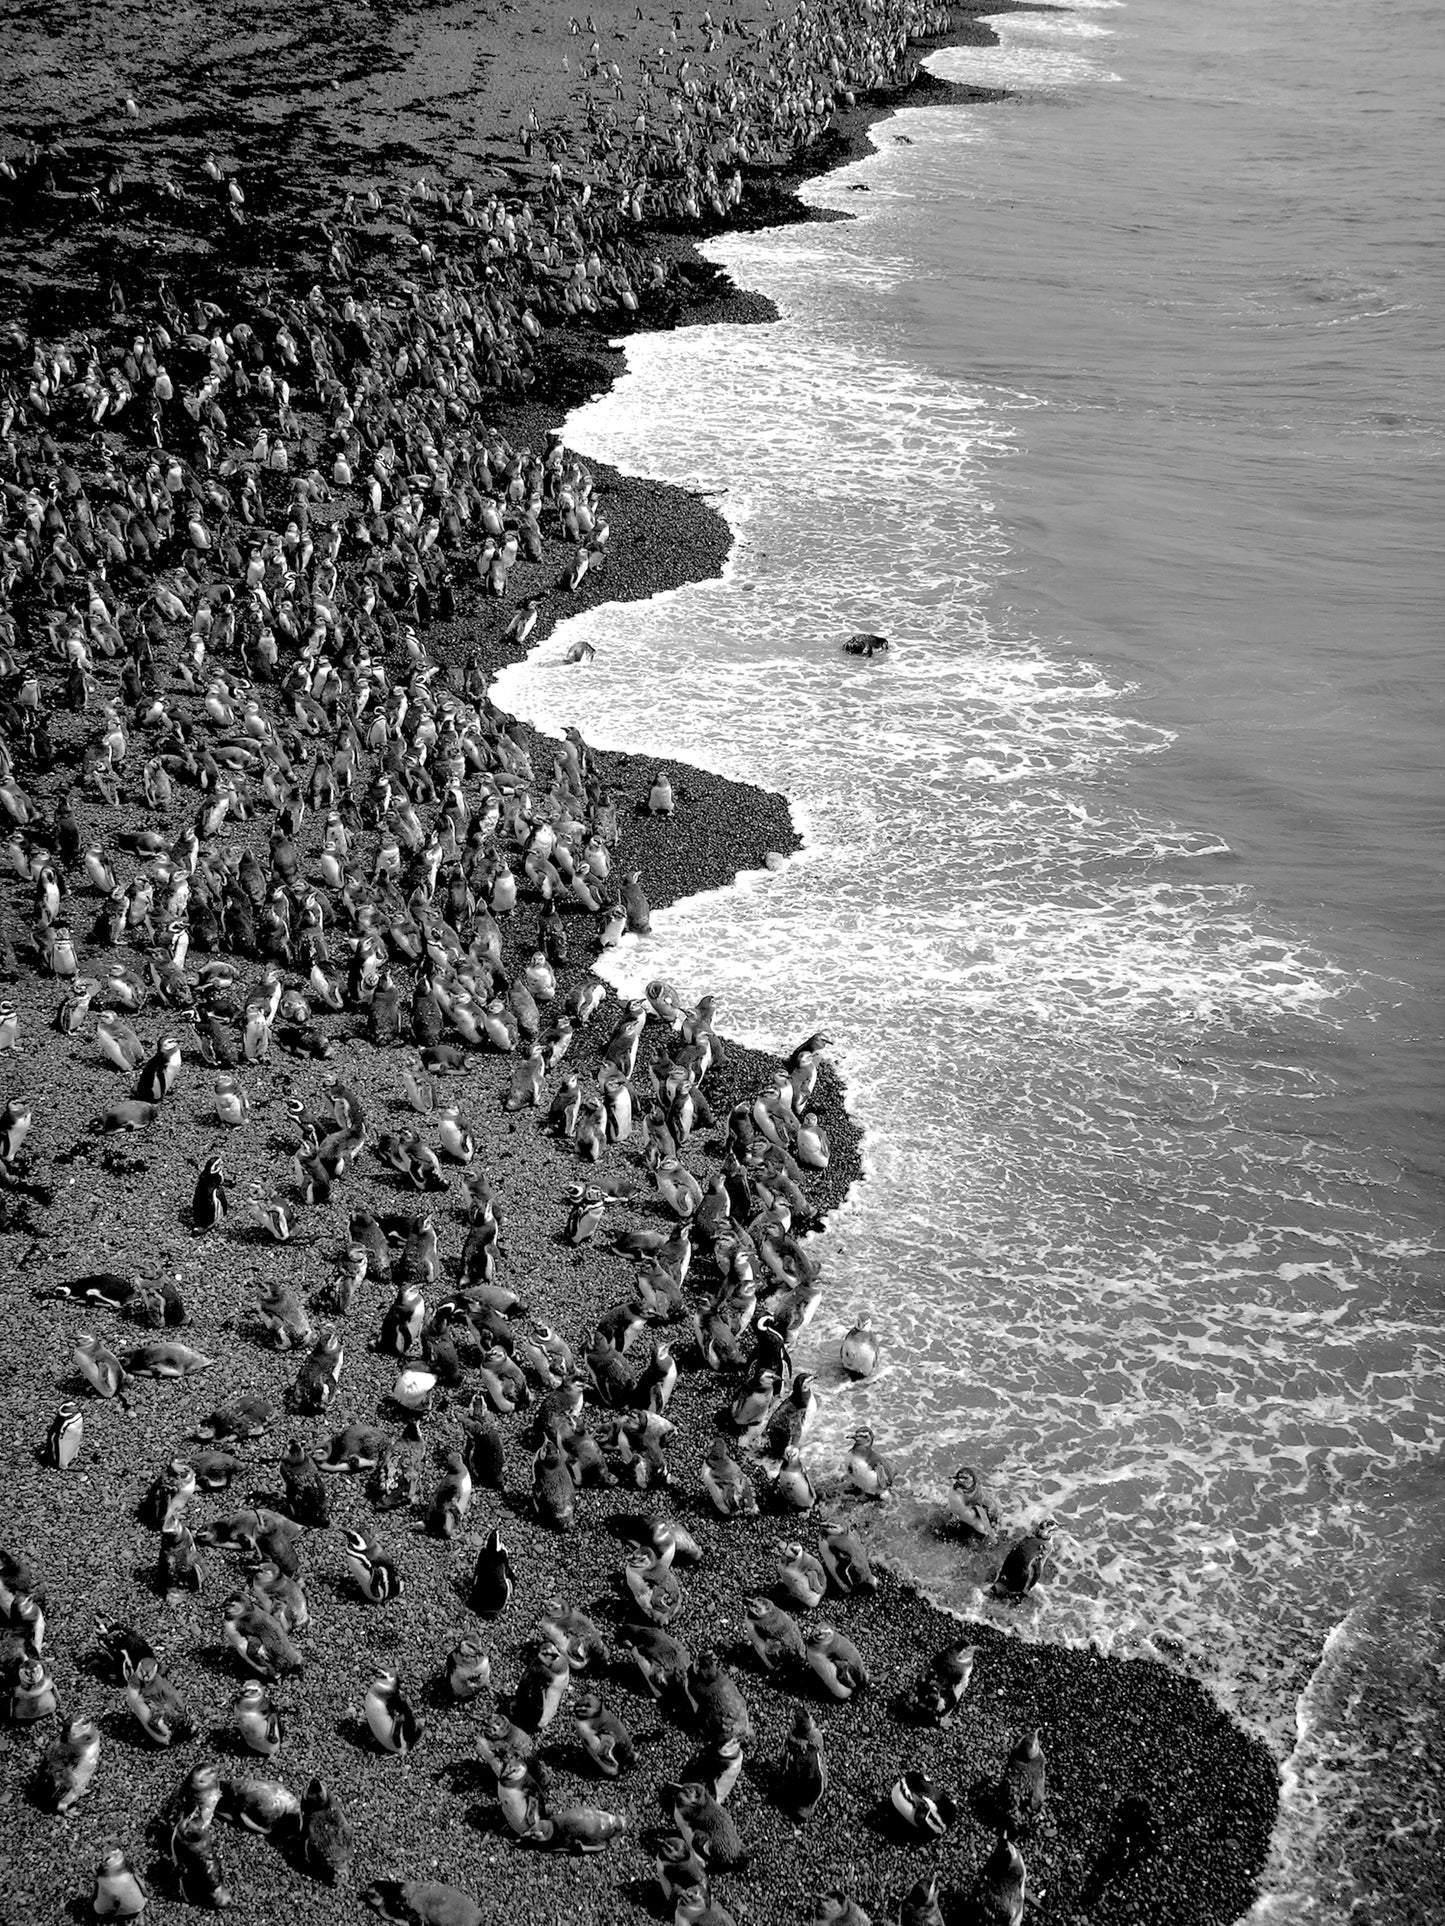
620, 869, 652, 935
42, 1402, 83, 1469
364, 1669, 420, 1754
471, 1526, 515, 1617
192, 1154, 228, 1232
999, 1729, 1047, 1835
778, 1707, 827, 1821
974, 1838, 1028, 1926
91, 1849, 147, 1918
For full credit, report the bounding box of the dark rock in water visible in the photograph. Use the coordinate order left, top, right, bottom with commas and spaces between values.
843, 632, 891, 656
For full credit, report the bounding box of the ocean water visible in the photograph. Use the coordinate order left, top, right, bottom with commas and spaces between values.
490, 0, 1445, 1915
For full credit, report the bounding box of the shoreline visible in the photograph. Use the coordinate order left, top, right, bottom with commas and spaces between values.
0, 4, 1278, 1922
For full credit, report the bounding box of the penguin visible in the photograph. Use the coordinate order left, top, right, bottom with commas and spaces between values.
575, 1688, 636, 1777
974, 1838, 1028, 1926
674, 1898, 740, 1926
35, 1715, 101, 1811
845, 1426, 894, 1498
232, 1679, 282, 1755
532, 1437, 578, 1530
805, 1623, 870, 1701
817, 1522, 877, 1595
301, 1777, 355, 1885
654, 1830, 710, 1909
0, 1096, 32, 1166
647, 771, 674, 816
506, 1043, 546, 1111
777, 1706, 828, 1821
361, 1883, 486, 1926
124, 1655, 191, 1745
616, 1623, 691, 1701
158, 1525, 203, 1598
539, 1599, 611, 1671
812, 1894, 872, 1926
378, 1282, 426, 1357
899, 1871, 946, 1926
280, 1439, 332, 1527
192, 1153, 228, 1231
566, 1190, 607, 1244
92, 1849, 147, 1919
795, 1109, 830, 1169
685, 1649, 753, 1748
994, 1519, 1055, 1599
294, 1327, 345, 1413
41, 1401, 83, 1469
442, 1633, 491, 1703
496, 1756, 549, 1841
694, 1735, 745, 1806
220, 1775, 302, 1836
213, 1072, 249, 1128
472, 1525, 515, 1617
838, 1313, 879, 1379
999, 1729, 1047, 1835
776, 1541, 829, 1609
949, 1464, 1000, 1540
891, 1767, 958, 1837
222, 1593, 304, 1679
701, 1437, 758, 1519
134, 1033, 182, 1104
915, 1642, 977, 1727
743, 1595, 805, 1672
623, 1547, 685, 1625
774, 1446, 818, 1513
345, 1526, 404, 1601
74, 1331, 128, 1398
620, 868, 651, 934
511, 1643, 571, 1733
365, 1669, 421, 1753
460, 1410, 506, 1488
667, 1780, 748, 1870
8, 1656, 59, 1722
425, 1451, 472, 1539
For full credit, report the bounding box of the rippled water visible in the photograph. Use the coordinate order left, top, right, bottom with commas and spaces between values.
494, 0, 1445, 1915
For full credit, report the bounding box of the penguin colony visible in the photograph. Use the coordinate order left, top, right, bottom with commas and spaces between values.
0, 2, 1279, 1922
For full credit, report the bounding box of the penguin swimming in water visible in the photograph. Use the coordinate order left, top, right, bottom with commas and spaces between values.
838, 1313, 879, 1379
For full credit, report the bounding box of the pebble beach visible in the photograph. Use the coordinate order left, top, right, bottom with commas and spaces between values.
0, 4, 1280, 1923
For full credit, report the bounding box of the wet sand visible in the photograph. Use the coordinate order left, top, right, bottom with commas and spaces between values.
0, 3, 1278, 1921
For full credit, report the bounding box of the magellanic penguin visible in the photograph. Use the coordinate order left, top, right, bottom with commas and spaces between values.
364, 1669, 420, 1753
994, 1518, 1056, 1598
778, 1706, 827, 1821
838, 1313, 879, 1379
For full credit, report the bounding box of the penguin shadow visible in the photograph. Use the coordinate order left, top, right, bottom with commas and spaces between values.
617, 1871, 670, 1920
542, 1736, 606, 1781
192, 1642, 246, 1683
75, 1644, 121, 1685
435, 1755, 493, 1801
461, 1797, 514, 1842
205, 1715, 269, 1761
95, 1705, 185, 1753
336, 1712, 384, 1756
966, 1775, 1012, 1836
